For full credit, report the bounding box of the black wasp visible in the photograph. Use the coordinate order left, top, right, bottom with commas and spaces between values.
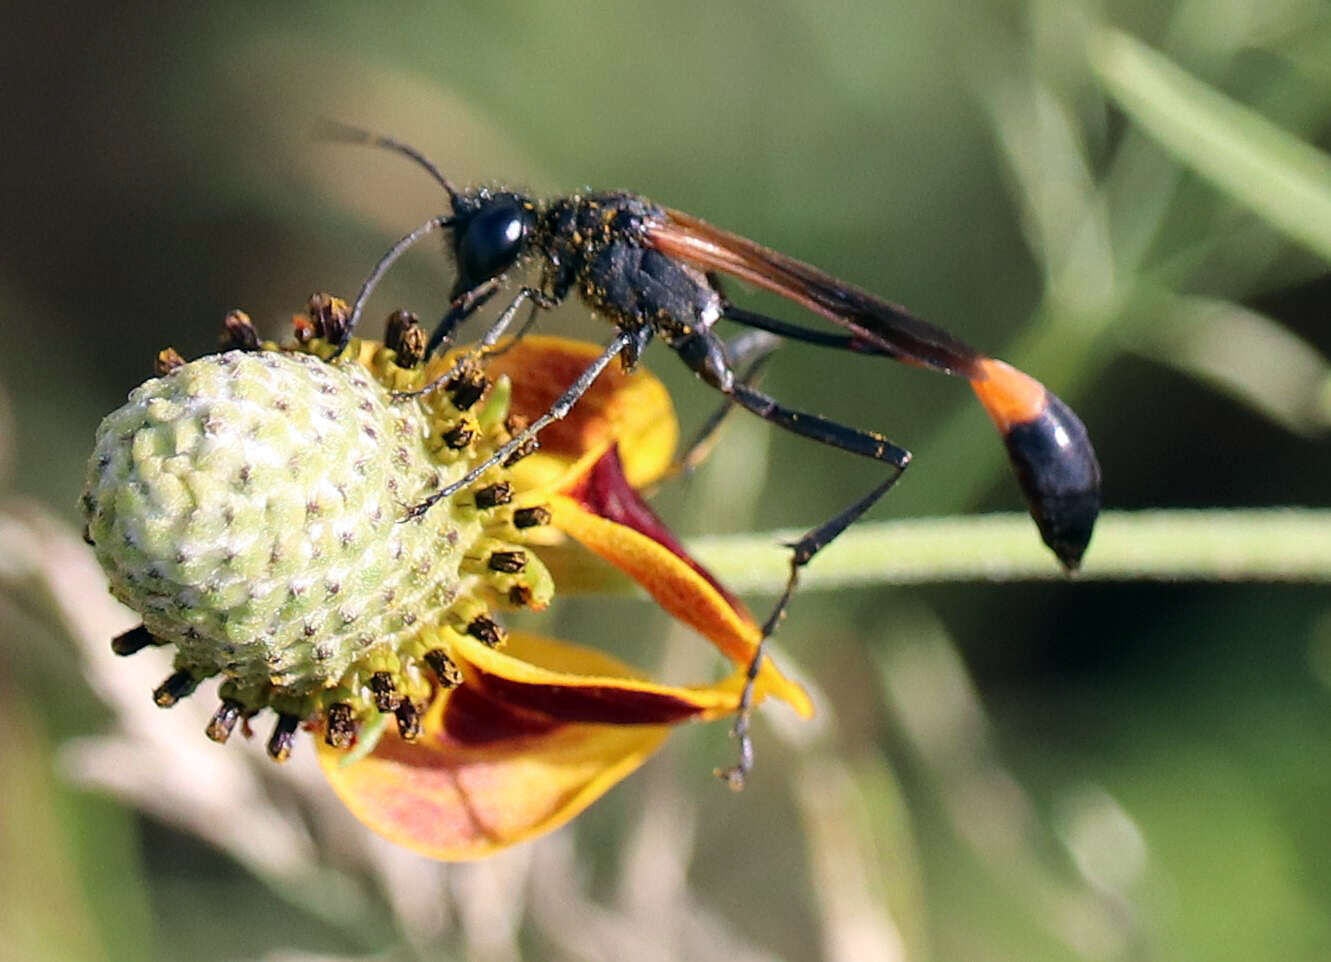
322, 123, 1101, 787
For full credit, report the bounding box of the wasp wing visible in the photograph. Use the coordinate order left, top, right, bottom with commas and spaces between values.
648, 207, 1100, 570
647, 208, 985, 379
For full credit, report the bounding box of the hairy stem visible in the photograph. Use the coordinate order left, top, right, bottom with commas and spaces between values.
681, 509, 1331, 591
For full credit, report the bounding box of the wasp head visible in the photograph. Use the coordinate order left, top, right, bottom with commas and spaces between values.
449, 190, 538, 296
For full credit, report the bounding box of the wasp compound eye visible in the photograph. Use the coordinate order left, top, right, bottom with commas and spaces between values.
458, 200, 530, 284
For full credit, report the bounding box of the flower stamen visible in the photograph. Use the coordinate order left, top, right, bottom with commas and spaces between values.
267, 714, 300, 761
205, 699, 244, 743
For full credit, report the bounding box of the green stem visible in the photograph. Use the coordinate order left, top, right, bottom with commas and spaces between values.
680, 509, 1331, 592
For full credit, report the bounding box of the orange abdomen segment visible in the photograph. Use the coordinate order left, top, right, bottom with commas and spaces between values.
971, 358, 1047, 432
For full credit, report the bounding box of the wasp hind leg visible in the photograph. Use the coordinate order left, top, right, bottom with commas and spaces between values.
668, 328, 911, 789
721, 304, 1100, 570
668, 330, 782, 480
717, 469, 905, 790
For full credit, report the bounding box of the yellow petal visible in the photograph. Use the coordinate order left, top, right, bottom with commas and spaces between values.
548, 493, 813, 718
482, 336, 677, 490
318, 632, 743, 861
323, 707, 670, 860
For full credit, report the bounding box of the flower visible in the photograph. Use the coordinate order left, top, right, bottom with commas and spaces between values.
82, 298, 811, 860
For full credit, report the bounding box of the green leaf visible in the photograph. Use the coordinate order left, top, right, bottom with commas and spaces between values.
1091, 28, 1331, 262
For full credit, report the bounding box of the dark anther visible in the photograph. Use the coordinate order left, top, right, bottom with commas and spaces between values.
399, 324, 427, 367
221, 309, 261, 351
488, 550, 527, 574
205, 699, 243, 743
424, 648, 464, 688
475, 482, 513, 509
112, 625, 159, 656
446, 370, 488, 411
155, 347, 186, 375
508, 584, 533, 607
467, 614, 507, 648
325, 702, 358, 748
394, 699, 423, 741
385, 309, 426, 367
513, 505, 551, 529
503, 437, 540, 467
267, 714, 300, 762
442, 423, 476, 449
369, 671, 400, 712
153, 669, 198, 707
384, 308, 416, 350
307, 293, 350, 345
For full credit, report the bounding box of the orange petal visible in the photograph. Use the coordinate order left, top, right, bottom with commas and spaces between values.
482, 336, 677, 490
323, 705, 669, 860
560, 445, 747, 610
319, 632, 740, 860
456, 632, 743, 725
548, 491, 813, 718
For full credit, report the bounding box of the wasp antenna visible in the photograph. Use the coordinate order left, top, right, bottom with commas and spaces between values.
315, 118, 462, 209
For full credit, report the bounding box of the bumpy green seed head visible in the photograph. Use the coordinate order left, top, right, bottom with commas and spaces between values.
82, 305, 554, 757
85, 349, 461, 686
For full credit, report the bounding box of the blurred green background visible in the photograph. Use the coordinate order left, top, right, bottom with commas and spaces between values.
4, 1, 1331, 960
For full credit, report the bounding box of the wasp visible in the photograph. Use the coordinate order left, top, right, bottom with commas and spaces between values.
322, 123, 1101, 785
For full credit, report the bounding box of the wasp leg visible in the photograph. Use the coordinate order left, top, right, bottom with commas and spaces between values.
424, 280, 502, 359
424, 278, 558, 360
403, 329, 639, 520
670, 330, 783, 479
396, 287, 556, 401
484, 296, 545, 358
723, 305, 888, 354
722, 471, 903, 789
668, 327, 911, 789
724, 305, 1099, 570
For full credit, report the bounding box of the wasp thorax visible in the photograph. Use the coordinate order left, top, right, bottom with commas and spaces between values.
82, 316, 553, 759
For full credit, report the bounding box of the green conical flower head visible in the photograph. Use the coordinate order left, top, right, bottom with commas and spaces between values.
82, 326, 554, 753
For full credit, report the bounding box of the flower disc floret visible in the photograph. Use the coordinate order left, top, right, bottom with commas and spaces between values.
82, 303, 554, 757
86, 350, 467, 692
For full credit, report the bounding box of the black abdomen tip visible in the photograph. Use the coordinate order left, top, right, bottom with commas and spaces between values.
1002, 391, 1101, 570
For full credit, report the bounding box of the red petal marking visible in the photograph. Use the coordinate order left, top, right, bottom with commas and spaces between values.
438, 656, 709, 746
472, 670, 705, 726
439, 685, 560, 747
320, 710, 672, 860
565, 445, 748, 613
